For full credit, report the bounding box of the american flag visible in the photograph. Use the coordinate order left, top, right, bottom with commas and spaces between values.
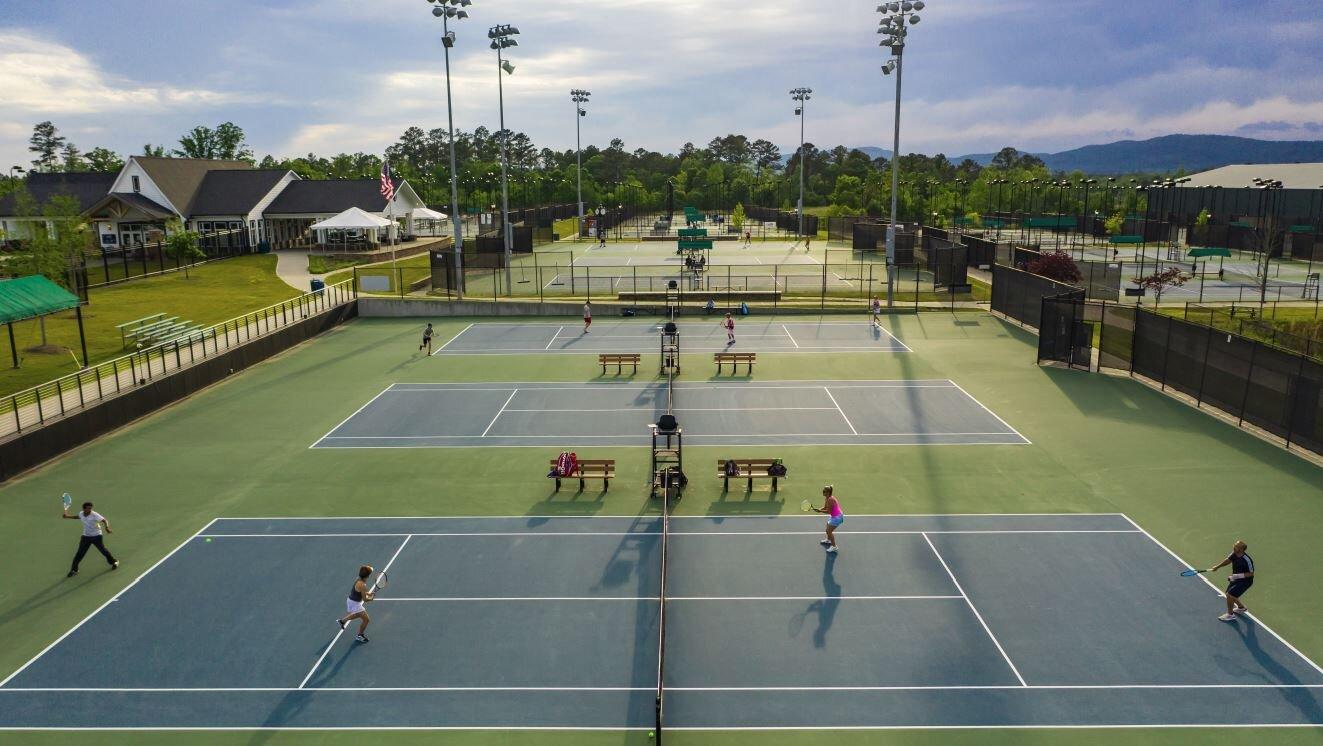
380, 161, 395, 202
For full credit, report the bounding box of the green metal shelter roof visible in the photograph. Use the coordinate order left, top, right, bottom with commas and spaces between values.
1187, 247, 1232, 258
0, 275, 80, 324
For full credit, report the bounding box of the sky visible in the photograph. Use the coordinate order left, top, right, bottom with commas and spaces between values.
1, 0, 1322, 169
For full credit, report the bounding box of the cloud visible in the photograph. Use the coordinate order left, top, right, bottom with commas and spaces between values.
0, 30, 255, 115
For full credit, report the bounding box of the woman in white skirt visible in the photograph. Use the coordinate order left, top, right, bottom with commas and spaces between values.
337, 565, 377, 643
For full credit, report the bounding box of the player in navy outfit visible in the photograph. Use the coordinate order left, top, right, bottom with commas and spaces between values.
1206, 540, 1253, 622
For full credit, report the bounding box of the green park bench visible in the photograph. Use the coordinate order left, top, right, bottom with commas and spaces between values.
1108, 235, 1144, 244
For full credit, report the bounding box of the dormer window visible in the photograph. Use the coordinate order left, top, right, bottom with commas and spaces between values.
131, 175, 141, 193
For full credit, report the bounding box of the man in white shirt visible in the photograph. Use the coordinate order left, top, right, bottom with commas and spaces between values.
62, 501, 118, 577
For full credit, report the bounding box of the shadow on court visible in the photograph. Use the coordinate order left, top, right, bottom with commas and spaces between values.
1234, 619, 1323, 724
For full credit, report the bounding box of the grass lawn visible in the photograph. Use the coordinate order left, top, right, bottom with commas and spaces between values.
0, 254, 299, 397
552, 216, 578, 239
307, 255, 367, 275
324, 253, 431, 287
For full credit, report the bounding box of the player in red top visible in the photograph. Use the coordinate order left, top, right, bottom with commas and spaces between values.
723, 312, 735, 344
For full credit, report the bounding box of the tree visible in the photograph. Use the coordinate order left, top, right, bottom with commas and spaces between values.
1104, 211, 1125, 236
964, 211, 982, 228
61, 144, 85, 172
213, 122, 253, 161
1026, 250, 1083, 284
829, 174, 865, 212
1132, 266, 1188, 305
1194, 207, 1211, 247
175, 126, 218, 159
85, 147, 124, 173
29, 121, 66, 171
163, 218, 204, 278
143, 143, 168, 157
731, 203, 746, 230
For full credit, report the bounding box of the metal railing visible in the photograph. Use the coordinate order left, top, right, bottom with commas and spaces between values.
0, 279, 357, 438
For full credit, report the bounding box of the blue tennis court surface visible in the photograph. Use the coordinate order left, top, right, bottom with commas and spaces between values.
312, 380, 1029, 448
433, 320, 910, 354
3, 514, 1321, 731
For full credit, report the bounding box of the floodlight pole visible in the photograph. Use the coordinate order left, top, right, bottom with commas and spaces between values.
437, 6, 468, 298
572, 91, 591, 240
884, 48, 903, 306
490, 26, 519, 291
790, 88, 812, 242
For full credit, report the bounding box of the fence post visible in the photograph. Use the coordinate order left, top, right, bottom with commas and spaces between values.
820, 257, 828, 310
1283, 352, 1307, 450
1236, 341, 1259, 426
586, 266, 592, 302
774, 265, 779, 313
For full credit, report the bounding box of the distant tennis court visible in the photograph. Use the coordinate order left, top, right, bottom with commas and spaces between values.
312, 380, 1027, 448
433, 320, 910, 355
3, 514, 1320, 731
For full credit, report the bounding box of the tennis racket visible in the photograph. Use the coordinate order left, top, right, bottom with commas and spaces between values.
62, 493, 72, 511
800, 499, 814, 512
1181, 569, 1210, 577
373, 571, 389, 591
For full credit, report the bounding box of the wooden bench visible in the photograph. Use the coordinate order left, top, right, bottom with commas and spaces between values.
599, 353, 641, 375
717, 458, 784, 492
549, 458, 616, 492
714, 352, 756, 374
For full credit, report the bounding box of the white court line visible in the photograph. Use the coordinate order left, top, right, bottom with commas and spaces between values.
781, 325, 800, 348
197, 530, 1141, 538
317, 433, 1028, 440
501, 407, 838, 413
922, 532, 1028, 687
946, 380, 1031, 443
209, 512, 1127, 520
543, 327, 564, 350
390, 380, 956, 389
308, 386, 395, 448
0, 726, 1317, 732
823, 386, 858, 435
1121, 513, 1323, 678
298, 535, 412, 689
0, 517, 220, 689
480, 390, 519, 437
9, 683, 1321, 693
431, 323, 474, 355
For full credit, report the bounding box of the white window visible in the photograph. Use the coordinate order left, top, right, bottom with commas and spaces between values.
131, 175, 141, 193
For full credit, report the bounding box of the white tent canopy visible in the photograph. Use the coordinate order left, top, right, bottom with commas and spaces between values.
412, 207, 448, 221
309, 207, 392, 231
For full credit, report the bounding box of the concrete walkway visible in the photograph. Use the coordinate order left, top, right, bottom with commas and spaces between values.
275, 250, 320, 292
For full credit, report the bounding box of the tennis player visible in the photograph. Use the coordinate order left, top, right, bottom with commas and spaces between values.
1207, 540, 1254, 622
337, 565, 377, 642
63, 501, 118, 577
419, 323, 434, 353
813, 486, 844, 554
583, 301, 592, 333
870, 296, 882, 325
723, 312, 735, 344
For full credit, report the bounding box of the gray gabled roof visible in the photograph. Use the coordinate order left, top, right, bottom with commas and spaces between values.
83, 192, 176, 220
0, 172, 117, 216
188, 170, 291, 217
134, 156, 252, 215
263, 178, 402, 215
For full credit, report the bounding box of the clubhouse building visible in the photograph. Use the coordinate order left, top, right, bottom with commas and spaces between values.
0, 156, 431, 252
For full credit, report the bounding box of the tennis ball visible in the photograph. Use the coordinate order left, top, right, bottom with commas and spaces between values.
205, 538, 212, 543
648, 732, 655, 739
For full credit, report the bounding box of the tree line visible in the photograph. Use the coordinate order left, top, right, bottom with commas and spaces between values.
10, 120, 1161, 223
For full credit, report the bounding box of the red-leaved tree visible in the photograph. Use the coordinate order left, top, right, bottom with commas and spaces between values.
1131, 266, 1188, 305
1025, 250, 1082, 284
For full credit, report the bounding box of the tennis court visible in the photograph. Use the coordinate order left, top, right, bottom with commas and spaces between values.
3, 514, 1320, 731
311, 379, 1027, 448
433, 320, 910, 355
